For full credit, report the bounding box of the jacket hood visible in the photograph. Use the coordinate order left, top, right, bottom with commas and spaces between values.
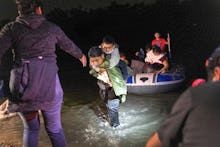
16, 14, 45, 29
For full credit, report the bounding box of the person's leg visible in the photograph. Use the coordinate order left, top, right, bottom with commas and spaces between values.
107, 98, 120, 127
41, 75, 66, 147
131, 59, 144, 74
18, 111, 40, 147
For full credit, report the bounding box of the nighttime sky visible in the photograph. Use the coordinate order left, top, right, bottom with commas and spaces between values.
0, 0, 190, 20
43, 0, 156, 11
0, 0, 219, 74
0, 0, 17, 19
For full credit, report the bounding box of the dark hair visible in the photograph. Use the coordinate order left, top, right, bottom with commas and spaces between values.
102, 35, 115, 44
145, 43, 152, 50
206, 47, 220, 70
206, 57, 220, 70
16, 0, 42, 14
152, 45, 162, 54
88, 46, 103, 58
154, 32, 161, 36
206, 46, 220, 81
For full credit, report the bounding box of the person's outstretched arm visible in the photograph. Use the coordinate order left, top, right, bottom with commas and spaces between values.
56, 26, 87, 67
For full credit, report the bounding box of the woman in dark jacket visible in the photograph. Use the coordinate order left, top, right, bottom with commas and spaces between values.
0, 0, 87, 146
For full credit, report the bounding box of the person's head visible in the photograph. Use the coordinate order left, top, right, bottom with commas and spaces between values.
16, 0, 42, 16
152, 45, 162, 56
206, 46, 220, 82
101, 35, 115, 54
119, 51, 126, 61
145, 43, 152, 52
88, 46, 105, 67
154, 32, 161, 39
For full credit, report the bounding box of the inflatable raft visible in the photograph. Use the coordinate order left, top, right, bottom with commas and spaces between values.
126, 71, 184, 94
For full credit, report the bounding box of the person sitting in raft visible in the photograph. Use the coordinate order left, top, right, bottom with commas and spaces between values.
119, 51, 134, 79
135, 43, 152, 62
144, 45, 169, 74
131, 43, 152, 74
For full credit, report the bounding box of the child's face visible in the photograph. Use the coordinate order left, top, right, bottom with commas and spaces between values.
90, 54, 105, 67
101, 43, 115, 54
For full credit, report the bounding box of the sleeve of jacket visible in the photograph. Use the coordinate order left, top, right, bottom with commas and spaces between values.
109, 48, 120, 68
0, 23, 13, 60
157, 89, 193, 147
56, 26, 83, 59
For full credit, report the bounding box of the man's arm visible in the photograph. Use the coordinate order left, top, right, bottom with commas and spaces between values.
56, 26, 82, 58
157, 59, 169, 73
146, 89, 193, 147
146, 132, 162, 147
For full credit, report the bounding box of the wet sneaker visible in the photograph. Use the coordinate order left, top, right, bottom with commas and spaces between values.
112, 125, 121, 130
99, 121, 109, 127
112, 123, 120, 128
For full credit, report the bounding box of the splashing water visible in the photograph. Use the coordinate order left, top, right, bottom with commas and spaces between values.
0, 92, 179, 147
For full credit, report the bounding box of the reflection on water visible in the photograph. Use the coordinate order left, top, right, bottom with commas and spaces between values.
0, 71, 182, 147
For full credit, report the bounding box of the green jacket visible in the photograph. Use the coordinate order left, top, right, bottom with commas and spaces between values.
89, 59, 127, 96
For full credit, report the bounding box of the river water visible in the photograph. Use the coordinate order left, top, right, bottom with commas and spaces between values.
0, 70, 183, 147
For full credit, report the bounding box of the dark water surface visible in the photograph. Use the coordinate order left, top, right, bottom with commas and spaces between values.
0, 70, 182, 147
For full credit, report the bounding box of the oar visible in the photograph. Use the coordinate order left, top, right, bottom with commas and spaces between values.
167, 33, 171, 59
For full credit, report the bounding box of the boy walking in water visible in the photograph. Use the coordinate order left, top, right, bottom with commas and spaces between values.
88, 46, 127, 128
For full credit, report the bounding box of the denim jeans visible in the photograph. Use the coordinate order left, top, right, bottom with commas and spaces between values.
18, 74, 66, 147
107, 98, 120, 127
